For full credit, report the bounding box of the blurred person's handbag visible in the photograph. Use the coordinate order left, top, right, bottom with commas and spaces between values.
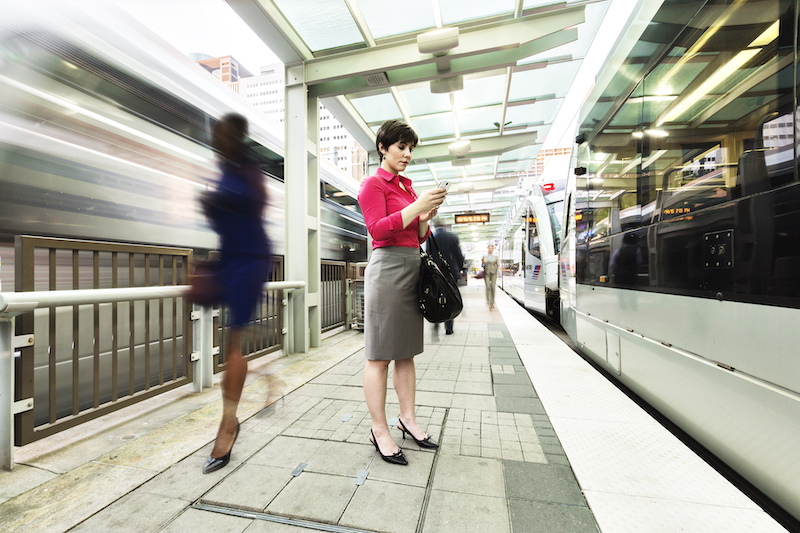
187, 259, 222, 307
188, 188, 225, 307
419, 234, 463, 323
476, 269, 485, 280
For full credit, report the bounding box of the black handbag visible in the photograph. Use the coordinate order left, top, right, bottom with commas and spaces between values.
419, 234, 463, 323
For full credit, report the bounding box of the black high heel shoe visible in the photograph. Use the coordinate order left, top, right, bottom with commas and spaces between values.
397, 418, 439, 449
203, 419, 240, 474
370, 429, 408, 465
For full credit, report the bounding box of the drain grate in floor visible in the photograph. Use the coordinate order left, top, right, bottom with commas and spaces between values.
192, 503, 379, 533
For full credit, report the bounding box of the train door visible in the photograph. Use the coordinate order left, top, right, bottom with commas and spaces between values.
523, 201, 546, 313
559, 163, 580, 343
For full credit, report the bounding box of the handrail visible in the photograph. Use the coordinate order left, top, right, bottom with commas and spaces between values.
0, 281, 307, 315
0, 280, 306, 471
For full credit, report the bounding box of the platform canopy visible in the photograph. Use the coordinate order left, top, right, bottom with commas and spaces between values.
228, 0, 614, 242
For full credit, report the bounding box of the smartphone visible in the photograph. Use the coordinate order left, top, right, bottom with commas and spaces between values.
440, 181, 451, 192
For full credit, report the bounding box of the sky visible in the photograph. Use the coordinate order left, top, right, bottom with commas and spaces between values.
118, 0, 282, 75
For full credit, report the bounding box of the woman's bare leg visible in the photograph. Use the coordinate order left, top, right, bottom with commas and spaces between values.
393, 357, 427, 439
211, 328, 246, 457
363, 359, 400, 454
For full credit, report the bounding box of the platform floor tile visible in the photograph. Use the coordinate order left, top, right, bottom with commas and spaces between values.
509, 499, 599, 533
339, 479, 426, 533
265, 472, 357, 524
200, 464, 293, 512
504, 460, 587, 506
422, 490, 509, 533
69, 490, 187, 533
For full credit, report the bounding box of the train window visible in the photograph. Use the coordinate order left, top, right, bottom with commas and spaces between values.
322, 182, 360, 209
527, 208, 540, 259
547, 200, 563, 254
575, 0, 798, 300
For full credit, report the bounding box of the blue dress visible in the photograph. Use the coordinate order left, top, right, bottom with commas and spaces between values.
204, 158, 271, 327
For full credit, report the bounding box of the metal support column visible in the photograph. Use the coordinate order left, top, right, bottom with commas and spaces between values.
1, 319, 13, 470
285, 63, 321, 352
190, 304, 214, 393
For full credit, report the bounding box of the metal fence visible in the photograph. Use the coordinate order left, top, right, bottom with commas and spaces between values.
321, 260, 347, 332
12, 236, 194, 445
214, 258, 285, 372
2, 236, 355, 460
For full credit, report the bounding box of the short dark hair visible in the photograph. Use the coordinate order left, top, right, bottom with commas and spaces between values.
375, 120, 418, 161
221, 112, 248, 142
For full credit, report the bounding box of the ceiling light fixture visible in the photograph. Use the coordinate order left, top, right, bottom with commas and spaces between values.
448, 139, 471, 156
417, 27, 459, 55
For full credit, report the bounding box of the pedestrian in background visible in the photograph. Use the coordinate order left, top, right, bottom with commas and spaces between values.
357, 119, 445, 465
200, 113, 271, 474
428, 217, 464, 336
482, 244, 499, 310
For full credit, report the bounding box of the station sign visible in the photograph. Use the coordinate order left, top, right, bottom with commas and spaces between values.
454, 213, 490, 224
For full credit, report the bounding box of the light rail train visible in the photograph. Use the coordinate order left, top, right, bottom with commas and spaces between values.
0, 4, 367, 426
501, 0, 800, 526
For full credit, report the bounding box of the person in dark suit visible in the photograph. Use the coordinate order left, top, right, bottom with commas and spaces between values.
427, 218, 464, 335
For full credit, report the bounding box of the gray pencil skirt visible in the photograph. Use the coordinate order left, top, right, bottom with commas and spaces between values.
363, 246, 423, 361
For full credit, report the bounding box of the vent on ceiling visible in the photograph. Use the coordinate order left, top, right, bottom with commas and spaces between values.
365, 72, 389, 86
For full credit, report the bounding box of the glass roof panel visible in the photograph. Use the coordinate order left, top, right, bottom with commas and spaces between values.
440, 0, 516, 25
465, 160, 496, 176
458, 107, 503, 135
405, 168, 434, 182
499, 142, 541, 162
519, 2, 611, 63
445, 194, 470, 205
436, 166, 465, 179
356, 0, 437, 39
498, 161, 529, 173
509, 61, 582, 102
469, 192, 495, 203
273, 0, 364, 52
400, 87, 452, 116
413, 112, 456, 139
454, 75, 507, 109
524, 0, 587, 7
349, 93, 402, 123
505, 99, 562, 127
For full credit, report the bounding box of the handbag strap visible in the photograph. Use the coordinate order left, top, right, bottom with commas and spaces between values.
424, 233, 456, 280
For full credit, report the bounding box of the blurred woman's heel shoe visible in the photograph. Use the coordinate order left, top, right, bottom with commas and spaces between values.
203, 419, 240, 474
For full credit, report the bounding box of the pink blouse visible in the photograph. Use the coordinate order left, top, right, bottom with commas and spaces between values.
358, 167, 431, 249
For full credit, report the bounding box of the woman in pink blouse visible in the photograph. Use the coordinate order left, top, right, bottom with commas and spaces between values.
357, 120, 447, 465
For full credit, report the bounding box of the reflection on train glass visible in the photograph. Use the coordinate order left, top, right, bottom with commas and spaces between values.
561, 0, 800, 525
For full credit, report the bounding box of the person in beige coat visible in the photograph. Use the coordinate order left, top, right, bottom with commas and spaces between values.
482, 244, 499, 310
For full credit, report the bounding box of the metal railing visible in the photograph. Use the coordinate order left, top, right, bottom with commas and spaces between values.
0, 235, 357, 469
321, 260, 347, 332
214, 257, 285, 373
0, 280, 304, 470
11, 236, 195, 448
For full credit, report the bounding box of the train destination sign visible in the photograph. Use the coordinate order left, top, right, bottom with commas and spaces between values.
454, 213, 490, 224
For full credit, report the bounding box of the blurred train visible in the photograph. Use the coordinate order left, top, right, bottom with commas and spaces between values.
501, 0, 800, 525
0, 3, 366, 427
0, 4, 367, 276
